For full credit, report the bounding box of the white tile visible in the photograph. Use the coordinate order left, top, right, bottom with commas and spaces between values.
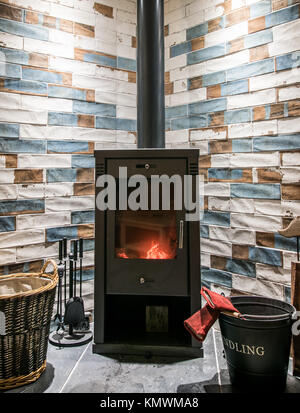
232, 274, 283, 299
48, 29, 75, 46
0, 92, 20, 110
190, 127, 227, 141
281, 152, 300, 166
0, 229, 44, 248
204, 4, 225, 21
73, 74, 117, 91
256, 263, 291, 285
0, 32, 23, 49
0, 247, 16, 263
18, 154, 71, 168
201, 238, 232, 257
254, 200, 285, 216
281, 167, 300, 183
227, 89, 276, 110
45, 195, 94, 212
169, 88, 206, 106
278, 117, 300, 134
249, 68, 300, 91
10, 0, 50, 13
50, 3, 95, 26
268, 35, 300, 57
208, 196, 231, 211
204, 22, 248, 48
230, 198, 255, 213
210, 154, 230, 167
17, 242, 58, 261
204, 182, 230, 197
0, 109, 47, 125
166, 129, 189, 143
231, 213, 282, 231
17, 212, 71, 230
18, 183, 45, 199
45, 183, 74, 198
165, 54, 187, 71
21, 95, 73, 112
272, 18, 300, 42
252, 119, 277, 136
49, 56, 96, 77
165, 31, 186, 48
24, 38, 74, 59
165, 7, 185, 25
0, 170, 14, 184
230, 152, 280, 167
278, 85, 300, 102
205, 49, 249, 73
0, 184, 17, 200
173, 79, 188, 93
116, 105, 137, 119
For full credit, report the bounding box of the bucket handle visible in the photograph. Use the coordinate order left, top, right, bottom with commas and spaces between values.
222, 311, 295, 320
40, 259, 58, 282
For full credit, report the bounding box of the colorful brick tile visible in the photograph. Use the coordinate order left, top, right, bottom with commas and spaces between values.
186, 22, 208, 41
0, 18, 48, 41
0, 199, 44, 216
46, 168, 77, 183
74, 23, 94, 38
0, 123, 19, 138
201, 268, 232, 288
95, 116, 116, 130
73, 101, 116, 117
0, 63, 21, 79
0, 47, 28, 65
253, 134, 300, 151
189, 98, 227, 115
202, 210, 230, 227
0, 216, 15, 232
221, 79, 249, 96
74, 183, 94, 196
0, 138, 46, 154
231, 183, 281, 199
227, 58, 274, 81
117, 57, 136, 72
2, 79, 47, 95
93, 2, 114, 18
265, 3, 299, 27
165, 105, 188, 119
281, 183, 300, 200
46, 225, 78, 242
224, 109, 251, 124
249, 246, 282, 265
0, 4, 23, 22
187, 43, 226, 65
71, 155, 95, 168
22, 67, 71, 85
47, 141, 94, 155
276, 52, 300, 71
232, 138, 253, 152
200, 224, 209, 238
171, 115, 207, 130
170, 41, 191, 58
48, 112, 78, 127
14, 169, 43, 183
48, 85, 86, 101
71, 210, 95, 225
244, 28, 273, 49
250, 0, 272, 19
202, 71, 226, 87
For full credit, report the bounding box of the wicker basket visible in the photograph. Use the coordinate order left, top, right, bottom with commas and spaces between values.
0, 259, 58, 390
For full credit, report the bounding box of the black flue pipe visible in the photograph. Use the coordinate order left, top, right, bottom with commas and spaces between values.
137, 0, 165, 148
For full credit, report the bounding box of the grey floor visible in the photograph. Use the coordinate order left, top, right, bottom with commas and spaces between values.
5, 323, 300, 393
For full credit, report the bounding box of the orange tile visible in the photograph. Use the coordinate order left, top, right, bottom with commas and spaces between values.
128, 71, 136, 83
43, 15, 57, 29
78, 224, 95, 238
25, 10, 39, 25
211, 255, 227, 270
232, 244, 249, 260
86, 89, 95, 102
250, 44, 269, 62
288, 100, 300, 117
132, 36, 137, 48
60, 19, 73, 33
77, 114, 94, 128
0, 3, 22, 21
248, 16, 265, 34
208, 17, 224, 33
189, 75, 202, 90
164, 25, 169, 36
14, 169, 43, 184
228, 37, 244, 54
191, 36, 205, 51
257, 168, 282, 183
165, 82, 174, 95
209, 111, 225, 127
76, 168, 95, 183
209, 139, 232, 154
282, 183, 300, 200
226, 7, 250, 27
28, 53, 48, 68
207, 84, 221, 99
256, 232, 275, 248
74, 22, 95, 38
93, 2, 113, 18
270, 103, 284, 119
199, 155, 211, 168
5, 154, 17, 168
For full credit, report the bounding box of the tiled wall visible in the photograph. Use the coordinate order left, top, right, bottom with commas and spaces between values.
164, 0, 300, 301
0, 0, 137, 309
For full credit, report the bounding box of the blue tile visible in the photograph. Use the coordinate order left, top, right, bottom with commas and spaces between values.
22, 67, 63, 84
47, 140, 91, 154
165, 104, 188, 119
231, 183, 281, 199
201, 268, 232, 288
117, 57, 136, 72
165, 118, 171, 130
81, 268, 94, 281
224, 108, 251, 124
227, 58, 274, 81
47, 168, 77, 183
208, 168, 244, 180
226, 258, 256, 277
0, 63, 21, 79
253, 134, 300, 151
284, 285, 291, 303
202, 70, 226, 87
82, 238, 94, 252
232, 138, 253, 152
84, 52, 116, 68
186, 22, 208, 40
72, 155, 95, 168
0, 216, 15, 232
171, 115, 207, 130
249, 246, 282, 266
0, 123, 19, 138
170, 41, 192, 58
48, 85, 86, 100
73, 101, 116, 117
0, 47, 29, 65
202, 210, 230, 227
116, 118, 136, 131
276, 52, 300, 71
187, 43, 226, 65
221, 79, 248, 96
4, 79, 47, 95
200, 224, 209, 238
274, 234, 297, 252
0, 199, 44, 215
244, 28, 273, 49
71, 210, 95, 224
0, 138, 46, 153
250, 0, 271, 19
265, 4, 299, 28
48, 112, 78, 126
0, 18, 48, 40
189, 98, 227, 115
46, 226, 78, 242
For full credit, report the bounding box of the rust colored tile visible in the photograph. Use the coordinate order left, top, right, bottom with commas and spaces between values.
86, 89, 95, 102
77, 224, 95, 239
61, 72, 72, 86
93, 2, 113, 18
257, 168, 282, 183
77, 114, 94, 128
25, 11, 39, 25
165, 82, 174, 95
132, 36, 137, 48
270, 103, 284, 118
28, 53, 48, 68
14, 169, 43, 184
256, 231, 275, 248
208, 17, 224, 33
165, 71, 170, 83
0, 3, 22, 21
164, 24, 169, 36
5, 154, 17, 168
253, 106, 266, 121
211, 255, 227, 270
248, 16, 265, 34
74, 183, 95, 196
272, 0, 288, 11
189, 75, 202, 90
288, 100, 300, 117
226, 7, 250, 27
199, 155, 211, 168
207, 84, 221, 99
223, 0, 232, 14
191, 36, 204, 51
204, 195, 208, 210
228, 37, 244, 54
76, 168, 94, 183
198, 168, 208, 181
250, 44, 269, 62
29, 260, 44, 273
209, 140, 232, 154
128, 71, 136, 83
282, 183, 300, 200
74, 22, 95, 38
209, 111, 224, 127
232, 244, 249, 260
60, 19, 73, 33
43, 15, 57, 29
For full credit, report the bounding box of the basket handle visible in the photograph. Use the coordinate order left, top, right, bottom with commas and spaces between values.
40, 259, 58, 281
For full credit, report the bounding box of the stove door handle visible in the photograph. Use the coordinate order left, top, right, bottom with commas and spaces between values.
179, 220, 184, 249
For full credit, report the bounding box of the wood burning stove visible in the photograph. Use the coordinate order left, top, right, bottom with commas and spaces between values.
93, 149, 202, 356
93, 0, 202, 357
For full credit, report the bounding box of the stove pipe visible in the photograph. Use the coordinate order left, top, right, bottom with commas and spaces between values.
137, 0, 165, 148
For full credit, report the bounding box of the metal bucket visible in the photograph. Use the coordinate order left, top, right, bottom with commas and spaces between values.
219, 296, 296, 391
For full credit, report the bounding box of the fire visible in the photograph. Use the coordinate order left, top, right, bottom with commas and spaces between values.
146, 242, 169, 259
117, 249, 129, 259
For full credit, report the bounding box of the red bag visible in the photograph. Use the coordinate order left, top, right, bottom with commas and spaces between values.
184, 287, 240, 342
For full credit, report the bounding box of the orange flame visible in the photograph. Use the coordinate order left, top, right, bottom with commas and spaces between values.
146, 242, 169, 259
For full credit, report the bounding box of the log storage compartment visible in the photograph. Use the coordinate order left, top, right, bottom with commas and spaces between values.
93, 149, 202, 357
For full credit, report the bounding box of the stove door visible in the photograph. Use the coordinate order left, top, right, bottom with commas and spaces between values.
106, 158, 190, 296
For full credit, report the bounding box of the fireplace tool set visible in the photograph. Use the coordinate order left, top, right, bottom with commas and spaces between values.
49, 237, 93, 347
